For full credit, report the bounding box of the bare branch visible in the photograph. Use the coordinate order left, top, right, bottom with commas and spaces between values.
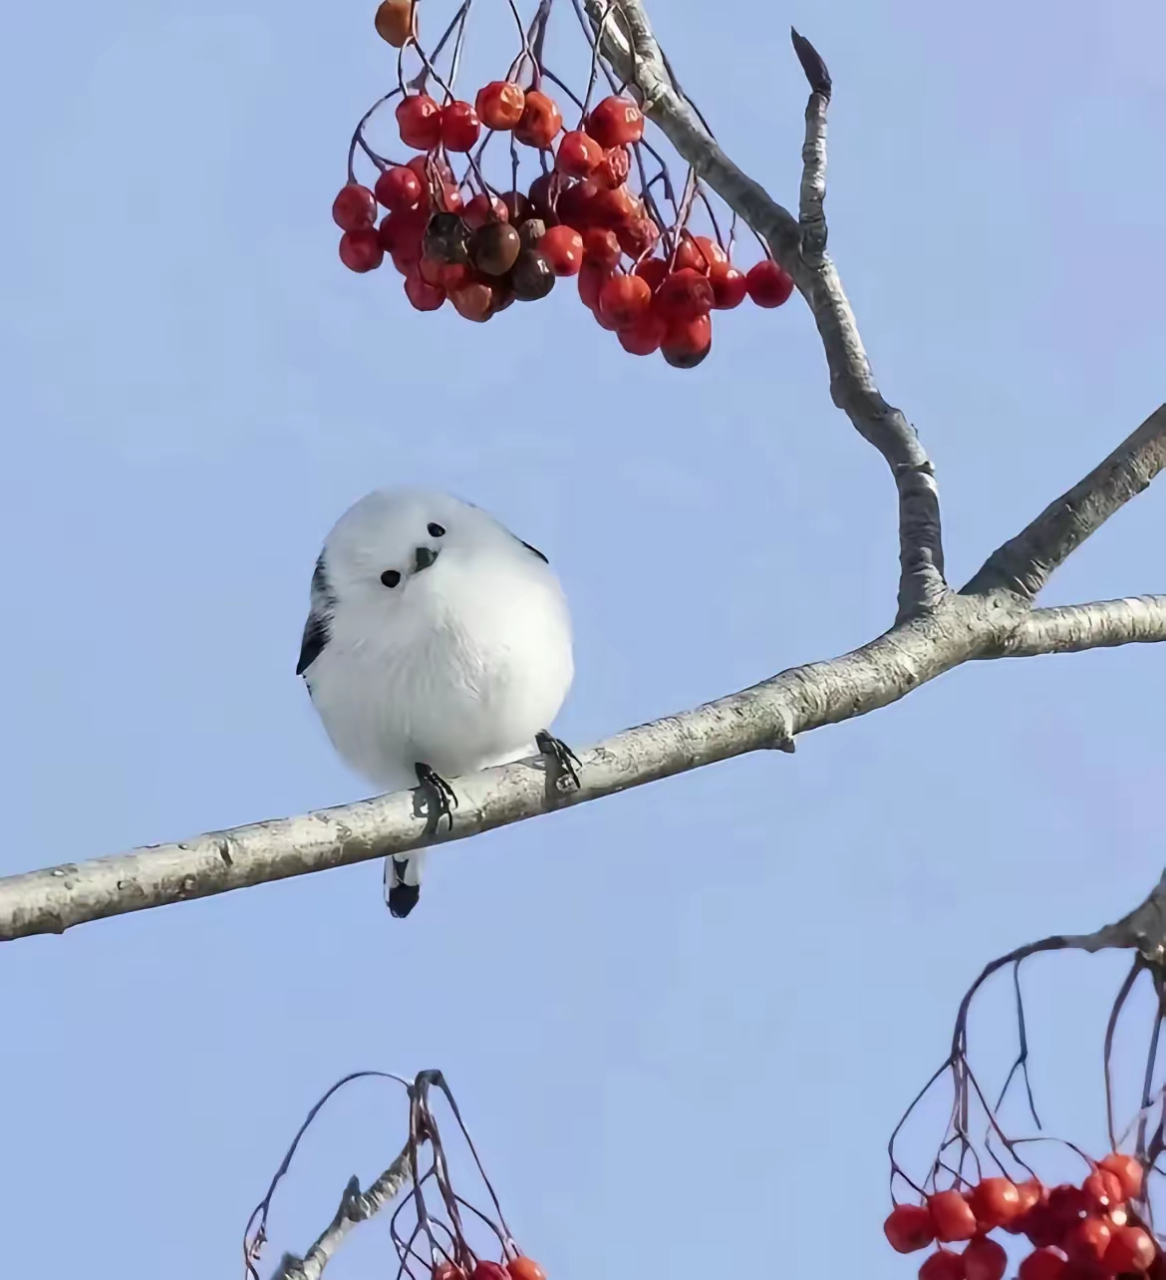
272, 1146, 412, 1280
966, 403, 1166, 599
3, 561, 1162, 942
0, 597, 1015, 941
792, 27, 828, 263
584, 5, 945, 620
982, 595, 1166, 659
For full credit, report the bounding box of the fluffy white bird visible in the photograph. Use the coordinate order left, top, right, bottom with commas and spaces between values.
297, 488, 577, 917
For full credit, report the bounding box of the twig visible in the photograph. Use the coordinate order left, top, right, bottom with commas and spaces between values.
966, 403, 1166, 599
271, 1146, 413, 1280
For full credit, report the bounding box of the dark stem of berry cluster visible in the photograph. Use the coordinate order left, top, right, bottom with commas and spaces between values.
886, 871, 1166, 1218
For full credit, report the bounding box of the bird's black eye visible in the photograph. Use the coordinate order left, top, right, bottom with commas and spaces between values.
427, 522, 446, 538
380, 569, 402, 588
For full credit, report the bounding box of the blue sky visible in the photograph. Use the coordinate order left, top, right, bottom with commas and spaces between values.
1, 0, 1163, 1275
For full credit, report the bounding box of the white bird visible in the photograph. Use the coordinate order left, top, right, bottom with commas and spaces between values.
296, 488, 577, 917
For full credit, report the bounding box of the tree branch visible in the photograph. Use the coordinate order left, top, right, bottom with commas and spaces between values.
2, 563, 1163, 942
583, 4, 944, 620
271, 1145, 412, 1280
983, 595, 1166, 658
965, 403, 1166, 599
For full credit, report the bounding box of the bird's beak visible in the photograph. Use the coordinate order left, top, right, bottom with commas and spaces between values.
414, 545, 439, 574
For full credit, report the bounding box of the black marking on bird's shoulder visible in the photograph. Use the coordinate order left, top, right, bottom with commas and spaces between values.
297, 610, 330, 676
311, 552, 331, 600
298, 551, 336, 677
388, 882, 421, 918
520, 539, 548, 564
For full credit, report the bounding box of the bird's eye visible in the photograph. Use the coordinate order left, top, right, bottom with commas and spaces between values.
427, 522, 446, 538
380, 569, 402, 588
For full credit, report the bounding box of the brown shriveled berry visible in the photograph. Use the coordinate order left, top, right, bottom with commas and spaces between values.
374, 0, 415, 47
470, 222, 522, 276
517, 218, 547, 249
510, 249, 556, 301
422, 212, 470, 265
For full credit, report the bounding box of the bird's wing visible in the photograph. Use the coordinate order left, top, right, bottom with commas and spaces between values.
297, 551, 335, 677
517, 537, 549, 564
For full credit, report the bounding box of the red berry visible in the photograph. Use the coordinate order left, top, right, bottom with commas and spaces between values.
634, 257, 668, 292
500, 190, 529, 222
746, 258, 795, 307
526, 172, 560, 222
506, 1261, 547, 1280
395, 93, 443, 149
598, 274, 651, 328
594, 145, 630, 189
1019, 1250, 1068, 1280
404, 270, 444, 310
617, 310, 667, 355
586, 94, 644, 148
332, 183, 378, 231
377, 210, 426, 259
557, 179, 600, 231
1104, 1225, 1156, 1273
590, 303, 617, 331
654, 268, 714, 322
1046, 1185, 1090, 1235
692, 235, 728, 270
418, 256, 470, 290
1100, 1154, 1144, 1201
709, 261, 748, 309
927, 1190, 979, 1244
661, 313, 711, 368
963, 1237, 1008, 1280
374, 166, 424, 213
589, 184, 638, 228
1065, 1217, 1111, 1265
441, 100, 480, 152
450, 281, 497, 322
969, 1178, 1022, 1230
577, 259, 611, 310
673, 233, 709, 273
1082, 1170, 1124, 1212
538, 225, 584, 276
919, 1249, 966, 1280
472, 1266, 509, 1280
433, 1265, 464, 1280
514, 91, 563, 149
475, 80, 525, 131
884, 1204, 937, 1254
582, 227, 621, 269
556, 129, 604, 177
1064, 1213, 1110, 1264
338, 228, 383, 272
462, 193, 509, 229
617, 217, 660, 258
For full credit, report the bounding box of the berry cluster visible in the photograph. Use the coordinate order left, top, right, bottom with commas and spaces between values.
335, 18, 794, 369
884, 1156, 1158, 1280
435, 1256, 546, 1280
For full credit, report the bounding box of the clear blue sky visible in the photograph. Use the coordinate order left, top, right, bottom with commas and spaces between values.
1, 0, 1164, 1274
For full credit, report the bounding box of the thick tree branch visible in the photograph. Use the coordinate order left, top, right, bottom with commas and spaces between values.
584, 4, 945, 620
966, 404, 1166, 599
271, 1146, 412, 1280
984, 595, 1166, 658
3, 564, 1163, 941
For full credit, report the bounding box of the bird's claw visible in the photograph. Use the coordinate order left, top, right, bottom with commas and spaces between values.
414, 762, 458, 831
536, 731, 582, 791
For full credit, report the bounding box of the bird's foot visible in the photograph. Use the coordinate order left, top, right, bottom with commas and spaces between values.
414, 762, 458, 832
536, 731, 582, 791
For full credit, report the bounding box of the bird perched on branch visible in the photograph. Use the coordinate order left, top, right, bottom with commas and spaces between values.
297, 488, 577, 917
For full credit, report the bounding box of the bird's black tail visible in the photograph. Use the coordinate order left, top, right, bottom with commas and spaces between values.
385, 853, 424, 918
